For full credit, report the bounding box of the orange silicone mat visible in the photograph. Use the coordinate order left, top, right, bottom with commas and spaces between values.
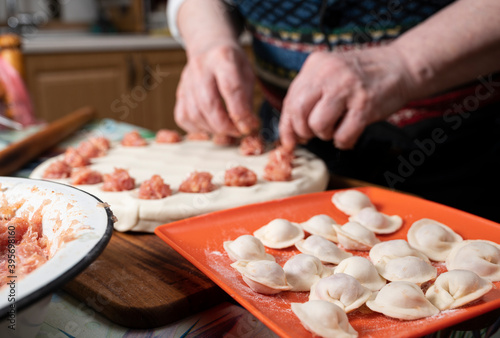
155, 187, 500, 338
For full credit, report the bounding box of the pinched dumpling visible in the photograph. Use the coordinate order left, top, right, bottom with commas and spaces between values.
331, 189, 374, 216
446, 240, 500, 281
334, 256, 386, 291
295, 235, 352, 265
309, 273, 372, 313
407, 218, 463, 262
223, 235, 275, 262
230, 260, 292, 294
349, 207, 403, 234
253, 218, 304, 249
375, 256, 437, 285
283, 254, 333, 291
369, 239, 430, 265
425, 270, 493, 311
300, 214, 338, 242
333, 222, 381, 251
291, 300, 358, 338
366, 281, 439, 320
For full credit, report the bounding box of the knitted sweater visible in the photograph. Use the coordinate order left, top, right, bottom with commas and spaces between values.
168, 0, 500, 127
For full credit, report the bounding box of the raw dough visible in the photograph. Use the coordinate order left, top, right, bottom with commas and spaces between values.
30, 140, 328, 232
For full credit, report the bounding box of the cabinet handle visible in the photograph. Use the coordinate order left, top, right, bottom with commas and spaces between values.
127, 55, 136, 90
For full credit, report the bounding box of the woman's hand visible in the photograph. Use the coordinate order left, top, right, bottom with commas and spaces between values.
280, 0, 500, 151
173, 0, 259, 136
175, 40, 259, 136
279, 46, 413, 150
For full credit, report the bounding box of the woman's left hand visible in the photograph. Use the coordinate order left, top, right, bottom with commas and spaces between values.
279, 46, 414, 150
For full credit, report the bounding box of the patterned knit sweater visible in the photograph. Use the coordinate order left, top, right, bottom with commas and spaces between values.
232, 0, 500, 127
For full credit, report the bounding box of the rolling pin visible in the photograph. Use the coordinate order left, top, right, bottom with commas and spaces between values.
0, 106, 96, 176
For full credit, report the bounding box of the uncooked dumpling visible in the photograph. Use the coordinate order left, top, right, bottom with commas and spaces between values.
300, 214, 338, 242
283, 253, 333, 291
295, 235, 352, 265
333, 222, 381, 251
446, 240, 500, 281
375, 256, 437, 285
334, 256, 386, 291
349, 207, 403, 234
425, 270, 493, 310
369, 239, 430, 265
253, 218, 304, 249
366, 281, 439, 320
407, 218, 463, 262
331, 189, 374, 216
231, 260, 292, 294
309, 273, 372, 313
223, 235, 275, 262
291, 300, 358, 338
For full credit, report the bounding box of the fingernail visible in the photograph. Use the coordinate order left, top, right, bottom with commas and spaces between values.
236, 115, 260, 135
236, 121, 250, 134
298, 137, 309, 145
334, 140, 351, 150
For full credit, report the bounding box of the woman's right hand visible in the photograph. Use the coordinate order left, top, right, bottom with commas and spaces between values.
174, 40, 259, 136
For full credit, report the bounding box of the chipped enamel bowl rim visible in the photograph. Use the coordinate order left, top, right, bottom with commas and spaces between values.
0, 177, 113, 321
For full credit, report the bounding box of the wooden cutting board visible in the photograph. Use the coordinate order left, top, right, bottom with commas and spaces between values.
0, 106, 96, 175
61, 176, 378, 329
62, 231, 230, 329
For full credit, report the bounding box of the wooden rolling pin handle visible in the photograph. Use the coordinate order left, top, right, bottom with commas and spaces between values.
0, 106, 96, 176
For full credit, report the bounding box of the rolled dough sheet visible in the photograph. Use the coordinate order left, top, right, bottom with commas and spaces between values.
30, 140, 329, 232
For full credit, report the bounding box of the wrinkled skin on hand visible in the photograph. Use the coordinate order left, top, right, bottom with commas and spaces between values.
174, 41, 260, 136
279, 46, 413, 150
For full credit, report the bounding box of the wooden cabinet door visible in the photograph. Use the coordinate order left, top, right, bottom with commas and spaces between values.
25, 49, 188, 131
24, 52, 135, 124
132, 49, 186, 132
23, 45, 262, 132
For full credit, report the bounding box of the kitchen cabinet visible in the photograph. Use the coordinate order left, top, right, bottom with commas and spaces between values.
125, 49, 186, 131
24, 44, 263, 132
24, 48, 186, 131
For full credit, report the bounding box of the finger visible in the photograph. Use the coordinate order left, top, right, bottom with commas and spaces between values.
179, 73, 218, 134
278, 109, 298, 151
283, 90, 321, 140
184, 87, 213, 133
282, 78, 322, 141
174, 79, 202, 133
174, 98, 197, 133
290, 106, 315, 141
307, 95, 347, 141
196, 81, 241, 137
333, 108, 367, 150
215, 64, 259, 135
333, 91, 372, 149
201, 103, 241, 137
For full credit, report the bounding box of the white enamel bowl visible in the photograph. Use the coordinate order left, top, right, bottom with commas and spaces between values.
0, 177, 114, 337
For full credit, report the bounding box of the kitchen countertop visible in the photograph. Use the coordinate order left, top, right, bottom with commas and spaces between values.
20, 30, 251, 54
21, 32, 182, 54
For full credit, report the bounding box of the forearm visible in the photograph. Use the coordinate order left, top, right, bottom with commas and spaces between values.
393, 0, 500, 100
176, 0, 242, 58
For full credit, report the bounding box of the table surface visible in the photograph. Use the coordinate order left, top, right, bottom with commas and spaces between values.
38, 292, 278, 338
6, 118, 500, 338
